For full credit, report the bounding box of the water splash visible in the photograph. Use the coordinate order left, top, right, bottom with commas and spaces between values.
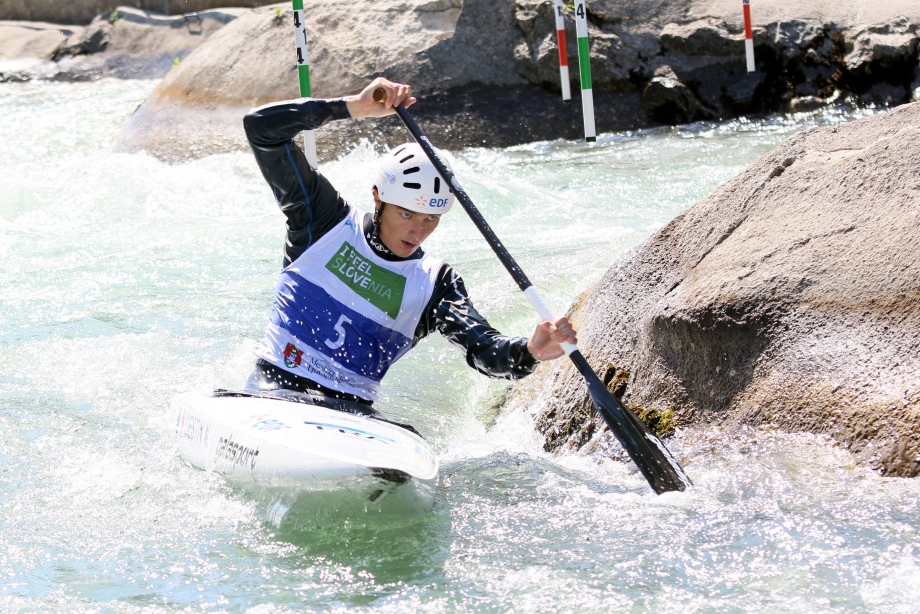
0, 79, 913, 611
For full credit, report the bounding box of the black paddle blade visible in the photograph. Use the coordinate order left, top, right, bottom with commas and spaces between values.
568, 351, 691, 494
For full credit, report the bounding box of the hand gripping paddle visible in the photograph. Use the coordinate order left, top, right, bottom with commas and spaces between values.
373, 88, 691, 494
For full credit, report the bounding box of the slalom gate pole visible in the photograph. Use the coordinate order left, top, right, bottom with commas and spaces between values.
373, 88, 691, 494
292, 0, 318, 168
743, 0, 755, 72
573, 0, 596, 141
554, 0, 571, 101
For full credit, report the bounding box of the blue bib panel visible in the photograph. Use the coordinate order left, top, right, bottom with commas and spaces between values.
257, 209, 441, 401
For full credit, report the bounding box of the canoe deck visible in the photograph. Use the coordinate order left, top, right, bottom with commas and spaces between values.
173, 389, 439, 520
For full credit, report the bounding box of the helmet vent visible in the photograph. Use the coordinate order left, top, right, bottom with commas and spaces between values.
375, 143, 454, 214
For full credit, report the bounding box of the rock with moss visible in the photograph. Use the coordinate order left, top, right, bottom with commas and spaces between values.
503, 101, 920, 477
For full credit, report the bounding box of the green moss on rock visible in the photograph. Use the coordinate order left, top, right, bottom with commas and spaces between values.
630, 405, 679, 439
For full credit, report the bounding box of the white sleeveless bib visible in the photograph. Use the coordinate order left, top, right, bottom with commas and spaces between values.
256, 209, 442, 402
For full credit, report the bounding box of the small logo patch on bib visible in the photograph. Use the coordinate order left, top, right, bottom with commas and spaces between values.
283, 343, 303, 368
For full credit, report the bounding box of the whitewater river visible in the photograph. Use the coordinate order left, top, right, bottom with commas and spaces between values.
2, 79, 919, 613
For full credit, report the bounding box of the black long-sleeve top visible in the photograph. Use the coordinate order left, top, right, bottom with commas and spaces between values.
243, 97, 538, 380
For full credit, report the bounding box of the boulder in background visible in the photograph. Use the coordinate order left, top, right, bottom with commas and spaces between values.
0, 0, 271, 26
0, 20, 81, 77
2, 6, 245, 81
115, 0, 648, 162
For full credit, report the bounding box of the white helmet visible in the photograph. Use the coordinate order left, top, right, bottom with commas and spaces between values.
374, 143, 455, 214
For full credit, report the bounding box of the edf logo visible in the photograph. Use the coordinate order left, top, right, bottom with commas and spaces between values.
430, 198, 449, 208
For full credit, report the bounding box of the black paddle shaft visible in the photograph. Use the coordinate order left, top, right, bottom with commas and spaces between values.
383, 102, 531, 292
375, 90, 691, 494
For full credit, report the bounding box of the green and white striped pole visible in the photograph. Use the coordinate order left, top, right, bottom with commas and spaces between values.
291, 0, 318, 168
573, 0, 596, 142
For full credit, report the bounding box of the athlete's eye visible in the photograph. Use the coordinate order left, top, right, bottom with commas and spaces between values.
401, 211, 412, 219
426, 215, 438, 222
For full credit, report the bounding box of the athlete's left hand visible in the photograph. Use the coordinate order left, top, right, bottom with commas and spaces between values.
527, 316, 577, 361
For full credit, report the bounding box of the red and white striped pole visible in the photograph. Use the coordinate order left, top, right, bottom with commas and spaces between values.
743, 0, 755, 72
553, 0, 571, 101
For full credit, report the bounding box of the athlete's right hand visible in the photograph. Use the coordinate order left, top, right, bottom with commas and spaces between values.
345, 77, 416, 119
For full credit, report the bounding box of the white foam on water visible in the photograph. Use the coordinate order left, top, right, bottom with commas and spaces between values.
1, 79, 915, 611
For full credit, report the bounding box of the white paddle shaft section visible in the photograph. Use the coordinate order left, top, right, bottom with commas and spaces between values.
523, 286, 577, 356
292, 5, 318, 168
554, 0, 571, 101
302, 130, 318, 168
743, 0, 755, 73
573, 0, 596, 141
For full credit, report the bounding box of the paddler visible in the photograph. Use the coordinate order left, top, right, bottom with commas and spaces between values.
242, 77, 577, 405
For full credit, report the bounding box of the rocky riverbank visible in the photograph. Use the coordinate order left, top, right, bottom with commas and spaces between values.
116, 0, 920, 160
0, 7, 246, 81
502, 101, 920, 478
0, 1, 267, 26
3, 1, 919, 161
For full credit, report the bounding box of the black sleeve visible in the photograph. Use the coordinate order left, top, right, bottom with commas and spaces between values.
414, 263, 538, 380
243, 98, 352, 267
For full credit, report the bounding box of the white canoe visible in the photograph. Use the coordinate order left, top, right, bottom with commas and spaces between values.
173, 389, 439, 522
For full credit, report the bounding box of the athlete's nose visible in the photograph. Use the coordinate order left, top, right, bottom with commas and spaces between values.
408, 220, 425, 238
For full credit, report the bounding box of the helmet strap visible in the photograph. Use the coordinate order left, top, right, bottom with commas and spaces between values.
373, 201, 385, 232
368, 201, 398, 258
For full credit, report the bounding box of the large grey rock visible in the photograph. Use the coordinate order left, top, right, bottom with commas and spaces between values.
0, 20, 80, 58
641, 65, 708, 124
0, 1, 270, 26
117, 0, 649, 161
845, 18, 919, 75
115, 1, 462, 160
1, 6, 244, 81
762, 19, 827, 64
505, 102, 920, 477
0, 20, 81, 77
758, 21, 843, 100
660, 19, 743, 57
514, 0, 656, 93
513, 0, 575, 91
843, 18, 919, 106
587, 0, 691, 29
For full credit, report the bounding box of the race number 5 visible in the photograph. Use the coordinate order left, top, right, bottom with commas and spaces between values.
325, 314, 352, 350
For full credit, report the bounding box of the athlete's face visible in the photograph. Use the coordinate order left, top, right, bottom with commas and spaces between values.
373, 189, 441, 258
